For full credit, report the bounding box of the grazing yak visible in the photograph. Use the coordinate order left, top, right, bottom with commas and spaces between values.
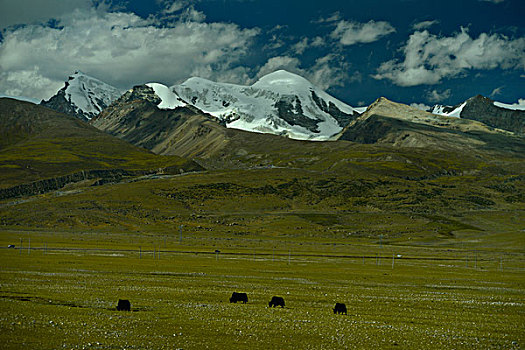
269, 296, 285, 308
333, 303, 347, 315
116, 299, 131, 311
230, 292, 248, 304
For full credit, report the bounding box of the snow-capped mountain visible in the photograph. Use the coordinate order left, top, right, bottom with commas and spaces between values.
41, 71, 122, 121
430, 95, 525, 134
169, 70, 358, 141
429, 102, 467, 118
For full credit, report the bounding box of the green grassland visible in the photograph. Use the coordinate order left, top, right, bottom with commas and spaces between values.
0, 232, 523, 349
1, 164, 524, 349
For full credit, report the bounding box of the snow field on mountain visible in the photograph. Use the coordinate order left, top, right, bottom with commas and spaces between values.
172, 70, 356, 140
431, 102, 466, 118
146, 83, 186, 109
64, 72, 122, 119
493, 99, 525, 111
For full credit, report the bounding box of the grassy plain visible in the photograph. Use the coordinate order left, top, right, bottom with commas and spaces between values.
0, 229, 523, 350
1, 166, 524, 349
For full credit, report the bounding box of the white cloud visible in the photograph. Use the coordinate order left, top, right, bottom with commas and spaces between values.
0, 0, 93, 29
161, 1, 191, 14
256, 56, 302, 79
291, 38, 309, 55
311, 37, 326, 47
412, 20, 439, 31
290, 36, 327, 54
331, 20, 395, 46
0, 6, 259, 100
426, 89, 451, 103
490, 86, 504, 97
373, 28, 525, 87
314, 12, 342, 24
0, 67, 63, 101
410, 103, 431, 111
306, 54, 351, 90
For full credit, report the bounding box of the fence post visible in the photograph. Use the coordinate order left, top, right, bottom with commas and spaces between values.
392, 253, 395, 269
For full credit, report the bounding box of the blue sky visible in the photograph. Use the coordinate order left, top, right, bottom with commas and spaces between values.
0, 0, 523, 108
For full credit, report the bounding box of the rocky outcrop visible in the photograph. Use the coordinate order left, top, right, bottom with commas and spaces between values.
311, 90, 355, 127
91, 86, 231, 158
274, 96, 321, 133
460, 95, 525, 134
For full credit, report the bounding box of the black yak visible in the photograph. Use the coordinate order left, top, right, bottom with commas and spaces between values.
333, 303, 347, 314
230, 292, 248, 304
116, 299, 131, 311
269, 296, 285, 308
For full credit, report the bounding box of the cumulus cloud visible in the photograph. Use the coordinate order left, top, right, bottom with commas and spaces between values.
0, 0, 93, 29
426, 89, 451, 103
306, 54, 352, 90
0, 6, 259, 100
331, 20, 395, 46
490, 86, 504, 98
412, 20, 439, 31
0, 67, 63, 100
160, 0, 192, 14
410, 103, 431, 111
313, 12, 342, 24
256, 56, 302, 79
291, 38, 309, 55
373, 28, 525, 87
290, 36, 326, 55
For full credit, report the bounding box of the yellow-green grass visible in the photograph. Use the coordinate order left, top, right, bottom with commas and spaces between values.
0, 232, 523, 349
1, 167, 523, 244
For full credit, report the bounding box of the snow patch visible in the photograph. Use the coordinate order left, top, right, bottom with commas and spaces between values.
354, 106, 368, 114
493, 99, 525, 111
146, 83, 186, 109
431, 102, 466, 118
63, 71, 122, 119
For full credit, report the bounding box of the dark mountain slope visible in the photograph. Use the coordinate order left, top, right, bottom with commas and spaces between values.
0, 98, 201, 190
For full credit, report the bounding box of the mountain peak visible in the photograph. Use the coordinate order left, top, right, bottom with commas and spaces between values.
255, 70, 310, 84
171, 70, 356, 140
41, 72, 122, 121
